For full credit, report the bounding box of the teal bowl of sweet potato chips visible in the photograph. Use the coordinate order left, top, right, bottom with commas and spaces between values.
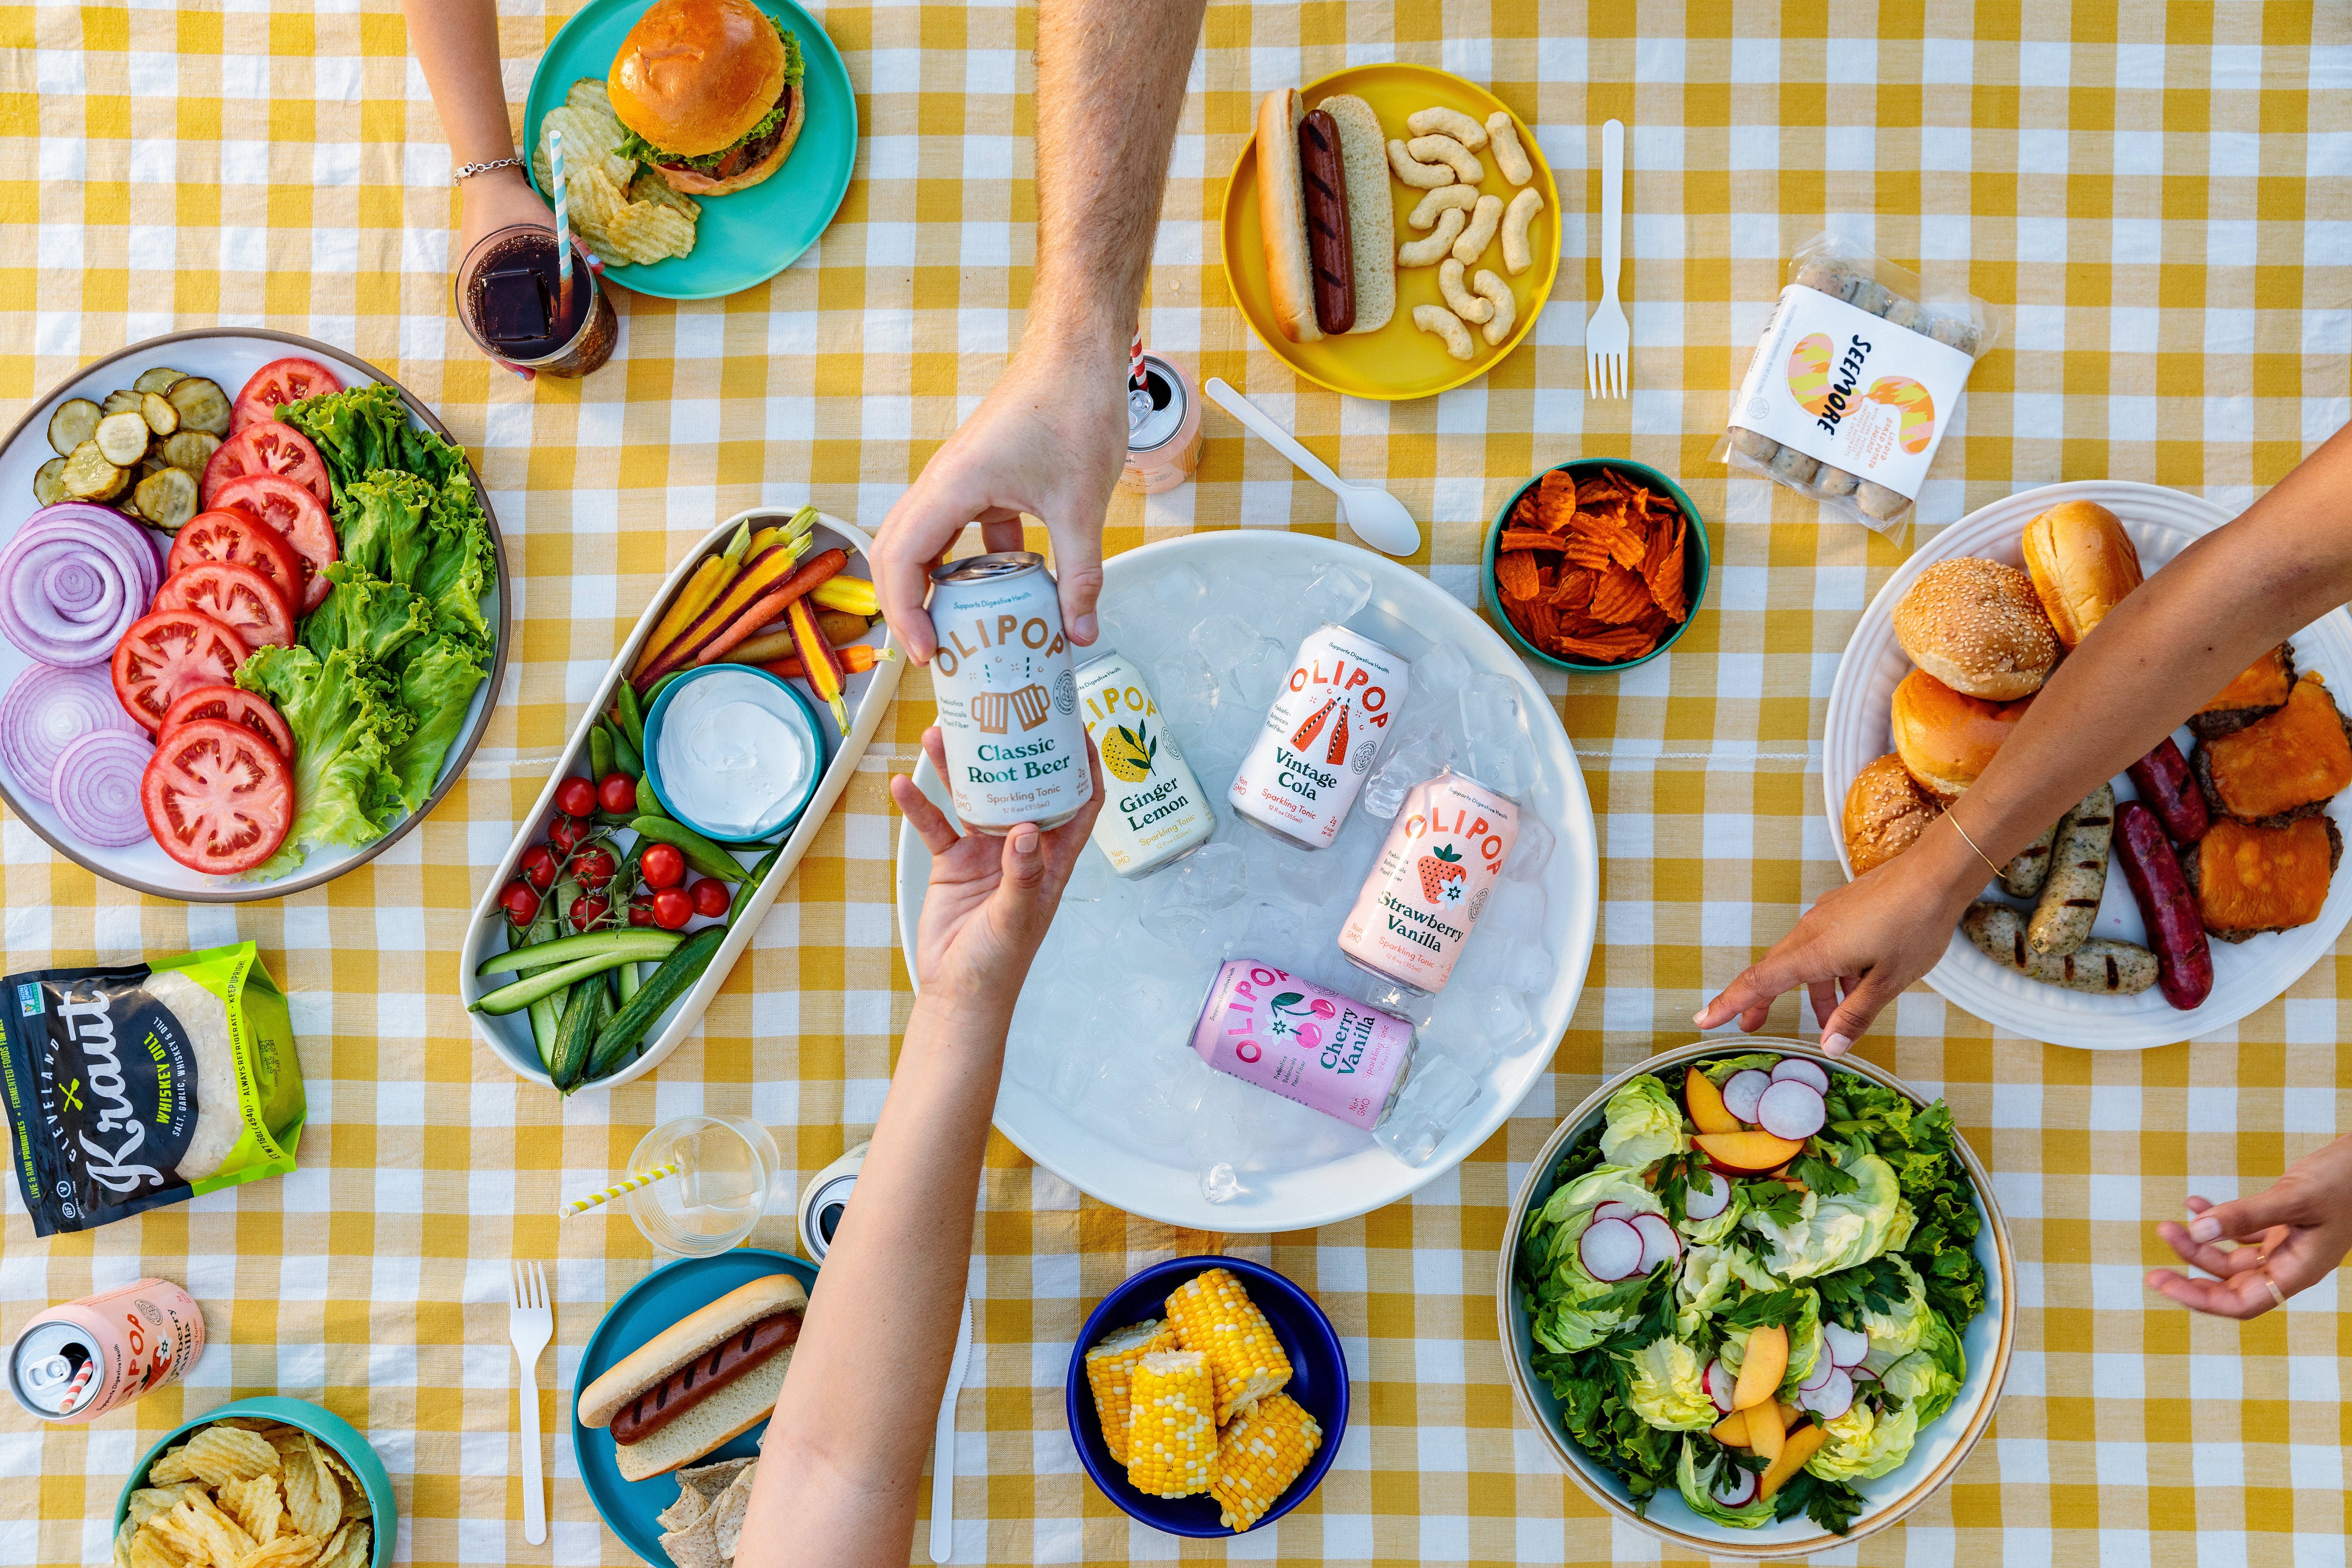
114, 1397, 395, 1568
1482, 458, 1710, 674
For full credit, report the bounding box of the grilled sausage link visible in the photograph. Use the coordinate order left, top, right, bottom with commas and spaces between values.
2112, 799, 2214, 1010
610, 1310, 802, 1446
1964, 901, 2157, 995
2027, 782, 2115, 956
2126, 736, 2211, 844
1999, 820, 2059, 897
1296, 110, 1355, 334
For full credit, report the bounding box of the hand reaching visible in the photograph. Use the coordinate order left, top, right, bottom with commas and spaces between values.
871, 335, 1130, 662
2147, 1136, 2352, 1319
889, 726, 1105, 1008
456, 167, 602, 382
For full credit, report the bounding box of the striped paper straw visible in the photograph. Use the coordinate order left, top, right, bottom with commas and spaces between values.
550, 128, 575, 326
1129, 330, 1146, 391
560, 1162, 679, 1218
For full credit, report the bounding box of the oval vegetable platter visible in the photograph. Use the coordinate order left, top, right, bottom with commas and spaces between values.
0, 329, 510, 901
461, 506, 899, 1094
1823, 479, 2352, 1050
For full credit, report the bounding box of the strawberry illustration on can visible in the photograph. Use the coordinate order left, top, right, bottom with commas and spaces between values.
1339, 769, 1518, 995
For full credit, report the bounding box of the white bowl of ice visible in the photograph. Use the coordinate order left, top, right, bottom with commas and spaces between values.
894, 533, 1602, 1231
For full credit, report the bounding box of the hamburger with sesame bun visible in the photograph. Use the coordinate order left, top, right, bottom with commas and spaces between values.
608, 0, 806, 197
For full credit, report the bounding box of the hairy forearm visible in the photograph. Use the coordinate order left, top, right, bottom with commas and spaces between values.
739, 990, 1009, 1566
402, 0, 521, 166
1933, 423, 2352, 878
1029, 0, 1208, 349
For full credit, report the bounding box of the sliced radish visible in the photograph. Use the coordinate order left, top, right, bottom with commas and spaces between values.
1849, 1366, 1878, 1385
1799, 1354, 1836, 1393
1710, 1465, 1759, 1508
1756, 1080, 1827, 1141
1578, 1217, 1644, 1281
1630, 1212, 1683, 1273
1682, 1170, 1732, 1221
1823, 1322, 1869, 1368
1592, 1200, 1637, 1223
1721, 1069, 1772, 1122
1800, 1367, 1854, 1421
1704, 1358, 1737, 1413
1770, 1057, 1831, 1094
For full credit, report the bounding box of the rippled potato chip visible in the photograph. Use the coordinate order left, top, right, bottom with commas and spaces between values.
285, 1439, 344, 1539
128, 1486, 199, 1528
315, 1520, 372, 1568
220, 1474, 286, 1544
112, 1517, 136, 1568
175, 1491, 260, 1566
146, 1447, 197, 1487
126, 1524, 181, 1568
184, 1425, 283, 1486
237, 1533, 327, 1568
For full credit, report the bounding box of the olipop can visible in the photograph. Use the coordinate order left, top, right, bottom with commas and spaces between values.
8, 1278, 205, 1423
1228, 624, 1411, 850
927, 552, 1092, 833
1191, 961, 1415, 1131
1339, 770, 1519, 995
1117, 353, 1204, 495
1074, 651, 1216, 877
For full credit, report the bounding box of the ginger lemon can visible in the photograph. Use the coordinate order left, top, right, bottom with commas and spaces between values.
1074, 651, 1215, 876
1229, 624, 1411, 850
8, 1278, 205, 1423
1339, 770, 1518, 994
927, 552, 1091, 833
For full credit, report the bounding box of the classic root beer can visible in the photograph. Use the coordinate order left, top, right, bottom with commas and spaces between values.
8, 1278, 205, 1423
1228, 624, 1411, 850
1190, 960, 1417, 1131
927, 552, 1092, 833
1339, 769, 1518, 995
1074, 651, 1216, 877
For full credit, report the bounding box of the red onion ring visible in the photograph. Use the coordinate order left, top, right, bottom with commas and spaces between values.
50, 727, 153, 849
0, 662, 139, 806
0, 504, 163, 667
44, 554, 108, 616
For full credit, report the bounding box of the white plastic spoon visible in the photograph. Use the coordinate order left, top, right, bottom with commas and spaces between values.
1204, 377, 1421, 556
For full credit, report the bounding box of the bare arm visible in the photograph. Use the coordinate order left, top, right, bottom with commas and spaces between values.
1699, 421, 2352, 1049
737, 733, 1104, 1568
871, 0, 1210, 659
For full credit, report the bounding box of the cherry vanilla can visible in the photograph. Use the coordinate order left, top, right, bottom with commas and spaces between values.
1228, 624, 1411, 850
1190, 960, 1416, 1130
927, 552, 1091, 833
1339, 769, 1518, 995
1074, 651, 1216, 877
8, 1278, 205, 1423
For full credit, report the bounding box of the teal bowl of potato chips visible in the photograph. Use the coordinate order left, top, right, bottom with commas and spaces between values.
113, 1398, 395, 1568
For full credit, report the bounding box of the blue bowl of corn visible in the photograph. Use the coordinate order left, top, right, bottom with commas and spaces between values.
1064, 1255, 1349, 1538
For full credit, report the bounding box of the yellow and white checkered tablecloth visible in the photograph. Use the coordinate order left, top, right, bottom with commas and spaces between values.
3, 1, 2350, 1563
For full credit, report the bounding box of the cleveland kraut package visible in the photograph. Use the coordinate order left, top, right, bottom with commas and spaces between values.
1712, 232, 2006, 537
1, 940, 303, 1236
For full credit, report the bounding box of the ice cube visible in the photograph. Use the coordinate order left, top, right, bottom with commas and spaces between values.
1226, 896, 1318, 962
1498, 941, 1557, 996
1096, 597, 1172, 665
1504, 813, 1556, 882
1360, 724, 1457, 819
1241, 830, 1353, 908
1149, 647, 1221, 733
1458, 673, 1536, 797
1188, 613, 1260, 672
1371, 1054, 1481, 1165
1355, 976, 1435, 1027
1061, 846, 1118, 904
1154, 562, 1208, 616
1481, 987, 1534, 1051
1199, 1161, 1244, 1204
1405, 641, 1476, 723
1480, 876, 1548, 939
1138, 842, 1248, 952
1225, 637, 1290, 711
1298, 562, 1373, 628
1044, 1046, 1095, 1106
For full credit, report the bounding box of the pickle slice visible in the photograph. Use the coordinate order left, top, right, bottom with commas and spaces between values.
61, 440, 126, 500
140, 390, 180, 437
133, 467, 199, 532
165, 376, 231, 436
47, 398, 102, 456
133, 366, 186, 396
32, 456, 69, 507
162, 430, 221, 473
95, 410, 152, 465
102, 389, 142, 417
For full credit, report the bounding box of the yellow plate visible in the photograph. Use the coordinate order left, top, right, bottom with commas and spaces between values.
1220, 63, 1564, 401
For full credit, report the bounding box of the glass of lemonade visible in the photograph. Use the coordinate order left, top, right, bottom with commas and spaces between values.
622, 1114, 783, 1257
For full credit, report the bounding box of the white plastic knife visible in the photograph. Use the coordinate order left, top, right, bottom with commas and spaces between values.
929, 1294, 974, 1563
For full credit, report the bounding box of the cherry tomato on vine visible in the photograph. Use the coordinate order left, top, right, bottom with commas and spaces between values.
690, 878, 731, 918
627, 897, 657, 928
641, 843, 686, 889
651, 887, 693, 930
549, 816, 590, 855
554, 776, 598, 818
574, 848, 618, 891
518, 844, 558, 890
597, 772, 638, 815
569, 893, 609, 931
499, 881, 540, 924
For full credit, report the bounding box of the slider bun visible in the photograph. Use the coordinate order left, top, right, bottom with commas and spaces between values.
2021, 500, 2144, 648
609, 0, 788, 158
1891, 557, 2060, 700
578, 1274, 807, 1431
1843, 752, 1941, 875
1891, 669, 2032, 801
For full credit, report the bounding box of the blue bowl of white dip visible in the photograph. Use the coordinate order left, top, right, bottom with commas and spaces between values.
642, 663, 830, 843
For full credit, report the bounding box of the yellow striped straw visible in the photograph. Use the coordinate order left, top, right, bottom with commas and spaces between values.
560, 1162, 680, 1219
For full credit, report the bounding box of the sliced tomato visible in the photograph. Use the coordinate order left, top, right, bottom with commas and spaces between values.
156, 562, 294, 652
140, 717, 293, 874
230, 356, 341, 435
159, 683, 295, 762
167, 509, 305, 612
202, 420, 332, 508
111, 609, 248, 732
210, 472, 336, 613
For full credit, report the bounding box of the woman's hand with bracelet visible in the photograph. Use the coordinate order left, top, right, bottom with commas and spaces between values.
456, 165, 601, 380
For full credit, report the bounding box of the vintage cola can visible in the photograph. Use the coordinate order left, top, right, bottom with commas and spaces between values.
1228, 624, 1411, 850
1074, 651, 1216, 877
1339, 769, 1518, 995
927, 552, 1092, 833
8, 1278, 205, 1423
1190, 960, 1416, 1131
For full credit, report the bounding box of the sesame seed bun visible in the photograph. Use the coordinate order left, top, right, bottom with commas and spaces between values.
2020, 500, 2144, 649
1892, 557, 2060, 701
610, 0, 787, 158
1843, 752, 1941, 875
1891, 669, 2034, 801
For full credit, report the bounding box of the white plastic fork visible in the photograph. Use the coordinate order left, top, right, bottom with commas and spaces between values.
509, 1261, 552, 1546
1584, 118, 1629, 399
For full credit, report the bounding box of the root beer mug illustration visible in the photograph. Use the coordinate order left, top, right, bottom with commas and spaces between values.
927, 552, 1091, 832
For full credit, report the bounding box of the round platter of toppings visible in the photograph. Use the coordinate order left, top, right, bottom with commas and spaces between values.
0, 330, 510, 899
1498, 1040, 2013, 1556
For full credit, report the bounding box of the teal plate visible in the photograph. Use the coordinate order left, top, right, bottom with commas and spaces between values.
524, 0, 857, 301
573, 1248, 820, 1568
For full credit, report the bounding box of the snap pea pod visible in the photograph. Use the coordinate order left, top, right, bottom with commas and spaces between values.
583, 926, 727, 1083
476, 927, 684, 977
644, 669, 687, 709
636, 774, 667, 820
471, 937, 687, 1014
548, 976, 612, 1091
740, 843, 787, 902
615, 681, 647, 754
588, 724, 614, 782
630, 816, 748, 884
612, 724, 643, 779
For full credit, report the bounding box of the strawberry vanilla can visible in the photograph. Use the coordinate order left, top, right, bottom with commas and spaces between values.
1338, 769, 1518, 995
927, 552, 1092, 833
1228, 624, 1410, 850
8, 1278, 205, 1423
1190, 961, 1416, 1130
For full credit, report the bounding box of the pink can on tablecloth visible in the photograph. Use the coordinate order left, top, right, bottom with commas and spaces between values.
1339, 769, 1518, 995
8, 1277, 204, 1424
1189, 960, 1415, 1130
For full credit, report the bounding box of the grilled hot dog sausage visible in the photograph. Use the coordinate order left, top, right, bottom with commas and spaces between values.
1964, 901, 2157, 995
2027, 782, 2115, 956
2125, 736, 2210, 844
1296, 110, 1355, 334
2000, 820, 2058, 897
2112, 799, 2215, 1010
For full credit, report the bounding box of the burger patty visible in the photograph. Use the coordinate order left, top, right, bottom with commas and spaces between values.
657, 90, 793, 180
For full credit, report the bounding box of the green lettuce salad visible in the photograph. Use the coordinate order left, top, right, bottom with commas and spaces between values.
235, 382, 496, 878
1515, 1053, 1986, 1536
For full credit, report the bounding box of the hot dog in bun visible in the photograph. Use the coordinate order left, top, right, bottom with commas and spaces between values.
579, 1274, 808, 1481
1255, 89, 1394, 342
609, 0, 807, 197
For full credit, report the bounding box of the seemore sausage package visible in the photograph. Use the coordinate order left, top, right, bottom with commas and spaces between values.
1712, 232, 2005, 538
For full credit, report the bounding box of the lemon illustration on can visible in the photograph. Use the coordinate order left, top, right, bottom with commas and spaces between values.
1101, 720, 1158, 782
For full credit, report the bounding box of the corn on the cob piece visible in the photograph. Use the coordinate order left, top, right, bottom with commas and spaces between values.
1165, 1267, 1292, 1424
1126, 1350, 1219, 1497
1209, 1392, 1323, 1531
1083, 1319, 1177, 1466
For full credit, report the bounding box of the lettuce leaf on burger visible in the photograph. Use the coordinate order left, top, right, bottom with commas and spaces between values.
609, 0, 807, 196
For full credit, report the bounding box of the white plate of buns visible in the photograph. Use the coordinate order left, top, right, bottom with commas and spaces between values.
1823, 479, 2352, 1050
